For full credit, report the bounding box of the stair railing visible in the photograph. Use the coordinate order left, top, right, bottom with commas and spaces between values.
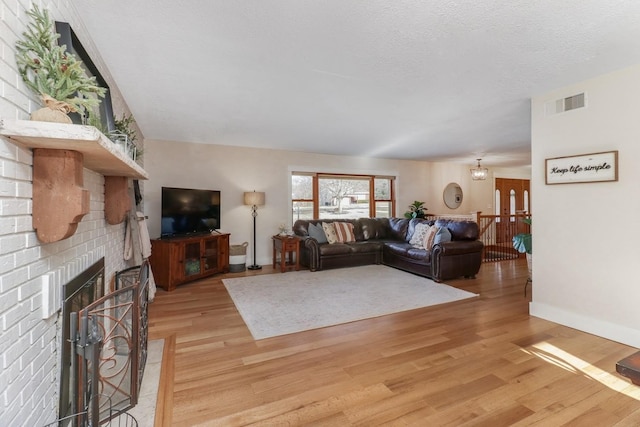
475, 211, 531, 262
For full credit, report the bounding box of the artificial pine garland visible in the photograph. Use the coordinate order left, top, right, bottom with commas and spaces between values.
15, 4, 106, 117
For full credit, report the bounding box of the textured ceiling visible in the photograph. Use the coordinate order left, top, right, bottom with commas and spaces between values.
73, 1, 640, 167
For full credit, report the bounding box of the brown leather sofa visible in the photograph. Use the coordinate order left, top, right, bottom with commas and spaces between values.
292, 217, 483, 282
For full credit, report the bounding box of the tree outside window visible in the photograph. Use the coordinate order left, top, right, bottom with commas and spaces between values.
291, 173, 395, 224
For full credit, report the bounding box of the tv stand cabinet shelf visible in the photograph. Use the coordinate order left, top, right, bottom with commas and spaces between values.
150, 233, 230, 292
0, 119, 149, 243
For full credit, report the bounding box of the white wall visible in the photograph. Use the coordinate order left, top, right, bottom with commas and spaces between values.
426, 162, 480, 215
145, 140, 429, 265
0, 2, 137, 425
425, 163, 531, 218
144, 140, 529, 266
530, 64, 640, 348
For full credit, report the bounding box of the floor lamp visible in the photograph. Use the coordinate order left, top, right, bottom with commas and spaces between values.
244, 191, 265, 270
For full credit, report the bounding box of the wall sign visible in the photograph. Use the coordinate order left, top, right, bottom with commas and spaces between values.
545, 151, 618, 184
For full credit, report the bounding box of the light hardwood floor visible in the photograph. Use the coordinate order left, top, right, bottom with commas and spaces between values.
148, 260, 640, 426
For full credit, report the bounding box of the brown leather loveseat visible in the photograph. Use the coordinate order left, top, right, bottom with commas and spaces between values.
292, 217, 483, 282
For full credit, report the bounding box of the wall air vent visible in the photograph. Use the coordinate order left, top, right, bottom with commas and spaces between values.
545, 92, 586, 116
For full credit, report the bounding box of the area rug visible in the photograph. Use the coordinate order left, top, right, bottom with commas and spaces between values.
223, 265, 478, 340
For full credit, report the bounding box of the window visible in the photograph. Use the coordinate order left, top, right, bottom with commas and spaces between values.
291, 173, 395, 224
374, 177, 393, 218
291, 173, 314, 222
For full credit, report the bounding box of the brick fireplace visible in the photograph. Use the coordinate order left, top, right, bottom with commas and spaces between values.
0, 167, 131, 423
0, 165, 134, 427
0, 2, 143, 425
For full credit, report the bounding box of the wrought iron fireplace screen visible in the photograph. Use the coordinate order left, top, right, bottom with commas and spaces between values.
56, 260, 149, 427
60, 259, 105, 424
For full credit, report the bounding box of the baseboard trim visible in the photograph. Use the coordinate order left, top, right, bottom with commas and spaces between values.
530, 302, 640, 349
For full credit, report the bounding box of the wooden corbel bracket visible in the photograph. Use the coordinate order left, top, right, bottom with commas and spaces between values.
33, 149, 89, 243
104, 176, 131, 225
0, 120, 149, 241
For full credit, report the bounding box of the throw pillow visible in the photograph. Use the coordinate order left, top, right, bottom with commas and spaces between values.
433, 226, 452, 246
308, 222, 328, 244
322, 222, 339, 244
334, 222, 356, 243
409, 223, 431, 248
423, 226, 440, 250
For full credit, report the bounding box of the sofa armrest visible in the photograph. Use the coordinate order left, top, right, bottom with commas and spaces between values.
431, 240, 484, 281
432, 240, 483, 256
300, 236, 320, 271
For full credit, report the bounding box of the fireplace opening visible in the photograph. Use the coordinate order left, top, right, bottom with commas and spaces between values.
59, 258, 105, 423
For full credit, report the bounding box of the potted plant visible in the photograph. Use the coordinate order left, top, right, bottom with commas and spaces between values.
404, 201, 427, 219
113, 113, 143, 160
512, 218, 532, 280
15, 5, 106, 123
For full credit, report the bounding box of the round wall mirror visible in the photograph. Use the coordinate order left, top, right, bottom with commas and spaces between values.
443, 182, 463, 209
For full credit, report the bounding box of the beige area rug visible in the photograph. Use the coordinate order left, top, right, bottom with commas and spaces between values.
223, 265, 478, 340
126, 339, 164, 427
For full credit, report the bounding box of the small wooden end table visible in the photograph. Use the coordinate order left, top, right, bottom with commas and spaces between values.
272, 235, 300, 273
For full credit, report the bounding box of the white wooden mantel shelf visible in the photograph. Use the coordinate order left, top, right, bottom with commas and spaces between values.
0, 119, 148, 179
0, 119, 149, 243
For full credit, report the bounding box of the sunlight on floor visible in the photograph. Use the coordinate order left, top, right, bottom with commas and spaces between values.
523, 342, 640, 401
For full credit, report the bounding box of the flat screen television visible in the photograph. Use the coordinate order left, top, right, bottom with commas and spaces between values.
161, 187, 221, 238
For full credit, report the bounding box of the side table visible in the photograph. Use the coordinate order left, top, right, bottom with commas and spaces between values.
272, 235, 300, 273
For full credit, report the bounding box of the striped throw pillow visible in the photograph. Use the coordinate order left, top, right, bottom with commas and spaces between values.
334, 222, 356, 243
423, 226, 440, 250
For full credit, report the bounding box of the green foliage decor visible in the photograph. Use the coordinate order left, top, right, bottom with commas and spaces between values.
404, 201, 427, 219
15, 5, 106, 116
114, 113, 143, 159
114, 113, 138, 144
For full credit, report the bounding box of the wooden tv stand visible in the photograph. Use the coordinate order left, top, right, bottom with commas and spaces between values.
150, 233, 229, 291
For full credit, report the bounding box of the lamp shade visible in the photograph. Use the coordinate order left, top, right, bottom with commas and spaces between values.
244, 191, 265, 206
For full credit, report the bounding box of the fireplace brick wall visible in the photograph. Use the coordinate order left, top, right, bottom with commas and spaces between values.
0, 2, 139, 426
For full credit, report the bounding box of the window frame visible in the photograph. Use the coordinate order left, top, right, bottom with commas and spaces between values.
291, 172, 396, 223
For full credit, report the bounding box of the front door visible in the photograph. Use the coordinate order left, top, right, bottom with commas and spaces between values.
495, 178, 530, 243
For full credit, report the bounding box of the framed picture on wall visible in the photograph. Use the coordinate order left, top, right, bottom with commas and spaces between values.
545, 150, 618, 184
55, 21, 116, 133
